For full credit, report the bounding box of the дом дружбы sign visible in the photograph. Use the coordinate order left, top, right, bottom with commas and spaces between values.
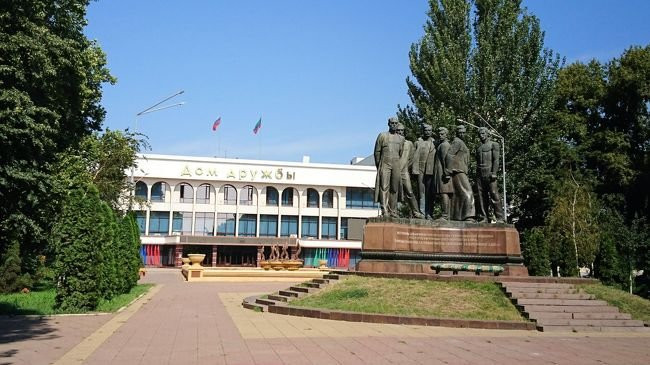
179, 164, 296, 182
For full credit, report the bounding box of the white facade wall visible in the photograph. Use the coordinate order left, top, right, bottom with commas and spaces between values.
133, 154, 379, 244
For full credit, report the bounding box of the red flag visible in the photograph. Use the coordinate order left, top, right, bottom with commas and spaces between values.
212, 117, 222, 131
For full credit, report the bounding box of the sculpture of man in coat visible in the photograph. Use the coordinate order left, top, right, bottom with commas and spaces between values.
432, 127, 453, 219
374, 116, 404, 217
446, 125, 475, 221
475, 127, 504, 222
412, 124, 436, 218
396, 123, 424, 219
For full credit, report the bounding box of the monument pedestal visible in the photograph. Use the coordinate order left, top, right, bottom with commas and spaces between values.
358, 217, 528, 276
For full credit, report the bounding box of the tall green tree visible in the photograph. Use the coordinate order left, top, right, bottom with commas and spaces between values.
399, 0, 562, 229
52, 183, 107, 311
0, 0, 114, 290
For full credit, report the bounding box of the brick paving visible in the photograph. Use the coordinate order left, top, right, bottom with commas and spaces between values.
1, 269, 650, 364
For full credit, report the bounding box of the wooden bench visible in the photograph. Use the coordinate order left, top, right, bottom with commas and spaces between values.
430, 262, 504, 276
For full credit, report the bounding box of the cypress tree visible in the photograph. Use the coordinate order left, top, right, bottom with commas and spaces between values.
52, 183, 105, 311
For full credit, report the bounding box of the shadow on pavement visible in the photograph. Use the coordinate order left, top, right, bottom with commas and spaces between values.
0, 316, 57, 363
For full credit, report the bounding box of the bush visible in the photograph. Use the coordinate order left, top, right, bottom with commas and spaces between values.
52, 183, 106, 311
521, 227, 551, 276
0, 241, 32, 292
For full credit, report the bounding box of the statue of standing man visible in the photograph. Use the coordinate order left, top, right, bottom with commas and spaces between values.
374, 116, 404, 217
396, 123, 424, 219
446, 125, 475, 221
475, 127, 504, 222
412, 124, 436, 218
432, 127, 453, 220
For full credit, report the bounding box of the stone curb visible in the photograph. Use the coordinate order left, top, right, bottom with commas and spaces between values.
266, 304, 536, 331
338, 271, 600, 285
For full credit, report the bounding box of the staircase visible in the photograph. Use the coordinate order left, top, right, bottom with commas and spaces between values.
242, 273, 341, 312
501, 281, 648, 332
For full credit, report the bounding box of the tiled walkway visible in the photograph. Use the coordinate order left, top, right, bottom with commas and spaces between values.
2, 269, 650, 364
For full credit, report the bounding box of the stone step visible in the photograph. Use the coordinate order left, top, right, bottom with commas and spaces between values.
242, 301, 266, 312
256, 298, 282, 306
539, 325, 650, 333
323, 274, 339, 280
506, 287, 581, 294
510, 293, 594, 300
502, 282, 575, 289
572, 312, 631, 320
516, 298, 608, 306
527, 312, 574, 320
523, 304, 619, 313
267, 294, 288, 302
289, 286, 316, 294
536, 318, 645, 327
278, 290, 303, 298
303, 282, 322, 288
527, 311, 632, 320
312, 278, 330, 284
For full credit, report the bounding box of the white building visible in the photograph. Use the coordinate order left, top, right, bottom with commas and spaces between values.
132, 154, 378, 268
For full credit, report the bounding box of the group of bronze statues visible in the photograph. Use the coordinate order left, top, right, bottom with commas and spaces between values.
374, 116, 504, 223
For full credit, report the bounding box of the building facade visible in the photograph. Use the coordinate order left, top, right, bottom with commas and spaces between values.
132, 154, 379, 269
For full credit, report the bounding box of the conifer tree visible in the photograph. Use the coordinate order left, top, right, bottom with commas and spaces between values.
52, 183, 106, 311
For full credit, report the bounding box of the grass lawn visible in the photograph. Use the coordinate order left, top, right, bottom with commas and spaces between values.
579, 283, 650, 322
0, 284, 154, 315
289, 275, 525, 321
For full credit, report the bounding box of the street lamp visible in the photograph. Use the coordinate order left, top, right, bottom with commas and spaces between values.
456, 114, 508, 221
129, 90, 185, 209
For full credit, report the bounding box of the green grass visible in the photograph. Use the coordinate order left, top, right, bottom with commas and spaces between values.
0, 284, 154, 315
290, 275, 525, 321
579, 283, 650, 322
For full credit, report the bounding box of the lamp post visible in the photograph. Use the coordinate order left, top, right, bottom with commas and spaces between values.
129, 90, 185, 209
457, 114, 508, 221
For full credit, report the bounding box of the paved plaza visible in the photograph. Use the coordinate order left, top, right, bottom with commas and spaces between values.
1, 269, 650, 364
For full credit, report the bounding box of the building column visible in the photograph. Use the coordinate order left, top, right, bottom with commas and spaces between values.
211, 245, 218, 267
257, 246, 264, 268
174, 245, 183, 267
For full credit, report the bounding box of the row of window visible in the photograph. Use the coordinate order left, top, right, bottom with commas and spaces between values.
137, 182, 377, 210
138, 212, 349, 239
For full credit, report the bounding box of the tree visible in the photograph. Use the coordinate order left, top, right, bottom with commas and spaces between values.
52, 183, 107, 311
399, 0, 562, 230
520, 227, 550, 276
0, 0, 114, 291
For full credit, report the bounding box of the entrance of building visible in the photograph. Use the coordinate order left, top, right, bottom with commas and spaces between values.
216, 245, 257, 267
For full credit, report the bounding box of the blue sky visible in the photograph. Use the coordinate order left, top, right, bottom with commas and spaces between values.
85, 0, 650, 164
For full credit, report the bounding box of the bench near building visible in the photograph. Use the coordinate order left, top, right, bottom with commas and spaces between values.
132, 154, 378, 269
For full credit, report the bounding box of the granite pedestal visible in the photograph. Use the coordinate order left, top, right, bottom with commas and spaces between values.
358, 217, 528, 276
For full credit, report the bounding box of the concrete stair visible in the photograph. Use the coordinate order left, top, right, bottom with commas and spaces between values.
500, 281, 648, 333
242, 272, 341, 312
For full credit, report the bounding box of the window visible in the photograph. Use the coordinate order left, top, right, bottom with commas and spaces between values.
259, 215, 278, 237
222, 185, 236, 205
149, 211, 169, 234
172, 212, 192, 235
176, 183, 193, 203
151, 182, 168, 202
238, 214, 257, 237
345, 187, 378, 209
135, 182, 148, 200
134, 211, 146, 234
322, 189, 334, 208
340, 218, 348, 240
301, 216, 318, 238
281, 188, 294, 207
240, 185, 255, 205
306, 189, 319, 208
217, 213, 236, 236
196, 184, 212, 204
322, 217, 337, 239
280, 215, 298, 237
266, 187, 278, 206
194, 212, 214, 236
